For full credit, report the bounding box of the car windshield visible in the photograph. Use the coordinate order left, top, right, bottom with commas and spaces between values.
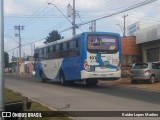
133, 63, 148, 69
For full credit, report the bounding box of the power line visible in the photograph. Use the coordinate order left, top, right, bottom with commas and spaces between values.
7, 37, 46, 53
77, 13, 89, 31
7, 46, 19, 52
22, 4, 50, 27
48, 2, 72, 25
60, 0, 157, 33
6, 0, 158, 53
21, 2, 48, 26
5, 34, 19, 44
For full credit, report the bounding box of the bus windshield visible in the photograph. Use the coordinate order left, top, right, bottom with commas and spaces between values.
88, 35, 118, 53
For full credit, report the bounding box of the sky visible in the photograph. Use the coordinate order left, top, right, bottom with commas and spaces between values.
4, 0, 160, 61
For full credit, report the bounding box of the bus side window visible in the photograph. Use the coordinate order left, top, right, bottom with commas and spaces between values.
63, 42, 67, 50
55, 44, 60, 58
66, 42, 69, 50
56, 44, 60, 51
39, 48, 44, 59
69, 39, 80, 57
69, 41, 74, 50
60, 44, 63, 51
34, 49, 39, 61
47, 47, 50, 59
44, 47, 47, 59
48, 45, 55, 59
62, 42, 69, 57
75, 40, 80, 51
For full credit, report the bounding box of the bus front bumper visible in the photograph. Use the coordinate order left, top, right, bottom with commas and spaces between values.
81, 70, 121, 80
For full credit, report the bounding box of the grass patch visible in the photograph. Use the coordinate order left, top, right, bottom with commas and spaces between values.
5, 88, 72, 120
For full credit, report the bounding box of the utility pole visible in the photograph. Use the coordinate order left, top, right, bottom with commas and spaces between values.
0, 0, 4, 119
122, 14, 128, 37
67, 0, 76, 35
89, 20, 96, 32
14, 25, 24, 59
93, 20, 96, 32
17, 50, 19, 75
14, 25, 24, 75
72, 0, 76, 35
31, 44, 33, 57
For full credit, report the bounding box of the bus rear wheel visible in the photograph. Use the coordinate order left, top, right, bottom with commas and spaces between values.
41, 71, 47, 83
85, 79, 98, 86
60, 71, 67, 85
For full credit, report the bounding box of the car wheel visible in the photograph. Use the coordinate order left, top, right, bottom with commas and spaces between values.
149, 75, 155, 84
131, 79, 137, 84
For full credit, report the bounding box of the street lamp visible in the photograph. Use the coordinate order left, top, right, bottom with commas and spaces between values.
116, 24, 124, 36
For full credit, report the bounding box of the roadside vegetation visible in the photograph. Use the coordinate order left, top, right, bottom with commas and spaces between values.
5, 88, 72, 120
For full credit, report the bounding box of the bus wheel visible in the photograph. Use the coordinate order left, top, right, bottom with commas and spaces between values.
85, 79, 98, 86
60, 71, 67, 85
41, 71, 47, 83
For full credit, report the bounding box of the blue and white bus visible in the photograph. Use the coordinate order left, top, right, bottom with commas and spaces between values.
34, 32, 121, 86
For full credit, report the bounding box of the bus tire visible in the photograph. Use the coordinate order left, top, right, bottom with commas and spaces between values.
60, 71, 67, 85
85, 79, 98, 86
41, 71, 47, 83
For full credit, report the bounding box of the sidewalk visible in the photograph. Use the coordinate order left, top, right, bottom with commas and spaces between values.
100, 77, 160, 92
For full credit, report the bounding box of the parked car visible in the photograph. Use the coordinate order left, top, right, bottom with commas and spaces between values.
130, 62, 160, 84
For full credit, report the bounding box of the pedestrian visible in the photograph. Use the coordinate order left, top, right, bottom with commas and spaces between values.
132, 61, 136, 68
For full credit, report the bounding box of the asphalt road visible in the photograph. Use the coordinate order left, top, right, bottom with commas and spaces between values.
5, 74, 160, 120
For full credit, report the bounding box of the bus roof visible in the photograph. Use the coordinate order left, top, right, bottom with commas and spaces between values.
36, 32, 120, 49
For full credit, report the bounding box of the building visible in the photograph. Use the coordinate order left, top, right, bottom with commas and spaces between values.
121, 36, 141, 66
136, 23, 160, 62
126, 21, 155, 36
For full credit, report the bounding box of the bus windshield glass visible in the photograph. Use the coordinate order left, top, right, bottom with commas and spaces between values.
88, 35, 118, 53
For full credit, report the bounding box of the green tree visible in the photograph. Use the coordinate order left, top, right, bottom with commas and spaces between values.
44, 30, 62, 44
4, 52, 9, 68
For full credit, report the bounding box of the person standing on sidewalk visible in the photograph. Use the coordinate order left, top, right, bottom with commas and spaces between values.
132, 61, 136, 68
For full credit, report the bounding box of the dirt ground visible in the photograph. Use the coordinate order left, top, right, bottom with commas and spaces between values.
101, 77, 160, 91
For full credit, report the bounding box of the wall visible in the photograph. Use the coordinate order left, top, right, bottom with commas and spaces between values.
121, 36, 141, 65
140, 40, 160, 62
121, 36, 140, 55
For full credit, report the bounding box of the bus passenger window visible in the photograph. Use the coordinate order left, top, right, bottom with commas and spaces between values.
44, 47, 47, 59
52, 46, 56, 52
39, 48, 44, 59
56, 44, 60, 51
60, 44, 63, 51
76, 40, 80, 50
66, 42, 69, 49
69, 41, 74, 50
46, 47, 50, 59
63, 43, 67, 50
